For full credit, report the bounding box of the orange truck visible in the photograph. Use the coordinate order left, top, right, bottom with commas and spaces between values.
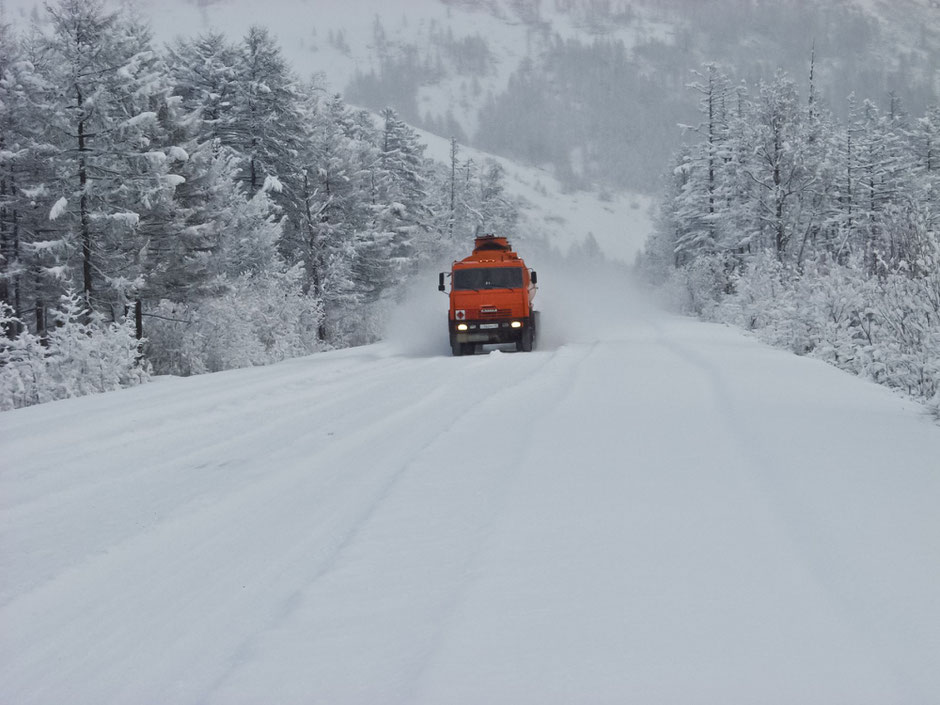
438, 235, 539, 356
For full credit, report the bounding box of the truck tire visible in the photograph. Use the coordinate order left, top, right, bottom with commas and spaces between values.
517, 326, 534, 352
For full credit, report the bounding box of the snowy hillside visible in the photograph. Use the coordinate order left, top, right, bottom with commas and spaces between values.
142, 0, 939, 192
3, 266, 939, 704
415, 126, 653, 262
7, 0, 933, 196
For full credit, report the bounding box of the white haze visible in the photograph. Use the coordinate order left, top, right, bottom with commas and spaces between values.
383, 267, 454, 358
383, 247, 650, 358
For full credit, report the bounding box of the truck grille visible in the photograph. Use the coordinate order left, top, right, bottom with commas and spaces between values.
479, 308, 511, 317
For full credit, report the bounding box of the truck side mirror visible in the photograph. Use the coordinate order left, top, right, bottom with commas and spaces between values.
531, 270, 538, 285
438, 272, 446, 292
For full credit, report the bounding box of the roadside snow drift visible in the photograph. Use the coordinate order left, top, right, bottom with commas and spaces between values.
2, 269, 939, 705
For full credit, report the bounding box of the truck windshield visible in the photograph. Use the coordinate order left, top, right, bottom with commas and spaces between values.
453, 267, 523, 290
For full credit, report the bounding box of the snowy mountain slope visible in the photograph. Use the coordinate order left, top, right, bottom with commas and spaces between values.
3, 267, 939, 704
126, 0, 936, 154
414, 125, 653, 261
13, 0, 932, 198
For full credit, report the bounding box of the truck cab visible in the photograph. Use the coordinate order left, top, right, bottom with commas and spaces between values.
439, 235, 538, 356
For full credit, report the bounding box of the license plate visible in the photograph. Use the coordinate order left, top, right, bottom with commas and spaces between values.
480, 323, 499, 329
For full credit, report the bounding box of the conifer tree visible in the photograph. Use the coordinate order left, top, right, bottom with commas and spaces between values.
232, 27, 305, 204
39, 0, 186, 325
0, 21, 58, 334
744, 71, 812, 261
165, 32, 239, 146
671, 65, 752, 263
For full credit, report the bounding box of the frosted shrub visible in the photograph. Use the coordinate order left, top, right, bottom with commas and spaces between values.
670, 252, 736, 316
718, 253, 804, 349
145, 267, 324, 376
199, 286, 269, 373
0, 294, 150, 411
0, 304, 51, 410
44, 294, 151, 397
929, 386, 940, 420
703, 255, 940, 414
721, 252, 783, 329
792, 261, 871, 368
144, 300, 209, 377
341, 299, 388, 348
869, 273, 940, 402
244, 266, 324, 362
719, 258, 877, 368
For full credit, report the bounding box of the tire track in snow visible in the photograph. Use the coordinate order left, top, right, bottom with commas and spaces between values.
199, 346, 575, 704
396, 342, 602, 705
1, 352, 421, 511
646, 316, 920, 700
0, 353, 447, 609
1, 353, 530, 704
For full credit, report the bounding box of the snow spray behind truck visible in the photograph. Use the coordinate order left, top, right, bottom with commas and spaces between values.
438, 235, 539, 356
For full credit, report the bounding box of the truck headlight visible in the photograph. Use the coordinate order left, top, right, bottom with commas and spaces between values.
457, 323, 468, 331
510, 321, 522, 328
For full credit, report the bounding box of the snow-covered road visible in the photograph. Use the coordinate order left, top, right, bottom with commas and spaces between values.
2, 271, 939, 704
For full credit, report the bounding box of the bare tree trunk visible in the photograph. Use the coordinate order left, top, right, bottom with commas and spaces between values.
135, 298, 143, 340
449, 137, 458, 239
77, 85, 93, 315
35, 296, 46, 344
302, 171, 327, 341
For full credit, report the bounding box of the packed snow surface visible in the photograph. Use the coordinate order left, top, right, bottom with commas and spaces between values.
2, 268, 939, 705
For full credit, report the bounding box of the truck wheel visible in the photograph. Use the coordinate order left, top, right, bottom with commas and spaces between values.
517, 327, 534, 352
452, 340, 463, 356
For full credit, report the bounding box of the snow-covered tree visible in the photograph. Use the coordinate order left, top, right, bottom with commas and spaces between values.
230, 25, 305, 218
642, 69, 940, 415
288, 93, 373, 341
0, 18, 64, 336
0, 293, 149, 410
743, 71, 813, 260
165, 32, 239, 146
35, 0, 188, 327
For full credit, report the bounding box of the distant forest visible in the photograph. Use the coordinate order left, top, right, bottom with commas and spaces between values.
348, 0, 938, 192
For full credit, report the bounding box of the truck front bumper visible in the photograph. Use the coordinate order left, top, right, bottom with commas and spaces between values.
449, 317, 530, 344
